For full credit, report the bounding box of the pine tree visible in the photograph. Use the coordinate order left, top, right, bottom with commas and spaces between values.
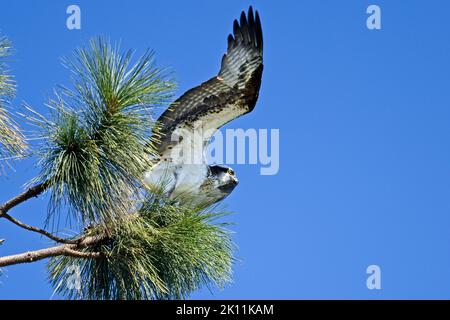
0, 36, 26, 169
0, 37, 234, 299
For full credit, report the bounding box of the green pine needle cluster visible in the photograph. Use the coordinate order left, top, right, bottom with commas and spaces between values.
28, 38, 174, 225
48, 196, 234, 300
0, 36, 26, 167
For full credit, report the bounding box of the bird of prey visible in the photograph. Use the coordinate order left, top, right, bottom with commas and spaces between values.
144, 6, 263, 205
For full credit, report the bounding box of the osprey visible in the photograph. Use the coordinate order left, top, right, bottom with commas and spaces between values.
144, 6, 263, 205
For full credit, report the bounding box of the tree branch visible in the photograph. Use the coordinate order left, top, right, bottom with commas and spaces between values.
0, 235, 105, 267
0, 180, 82, 244
0, 181, 49, 213
0, 212, 82, 244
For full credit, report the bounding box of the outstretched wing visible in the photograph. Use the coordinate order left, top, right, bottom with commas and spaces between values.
153, 6, 263, 162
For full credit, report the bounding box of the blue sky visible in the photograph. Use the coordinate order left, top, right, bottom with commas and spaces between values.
2, 0, 450, 299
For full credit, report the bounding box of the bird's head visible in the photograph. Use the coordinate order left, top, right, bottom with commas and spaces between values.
210, 165, 239, 193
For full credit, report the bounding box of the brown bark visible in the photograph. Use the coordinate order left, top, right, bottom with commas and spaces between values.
0, 180, 82, 244
0, 235, 105, 267
0, 211, 82, 244
0, 181, 49, 213
0, 182, 106, 268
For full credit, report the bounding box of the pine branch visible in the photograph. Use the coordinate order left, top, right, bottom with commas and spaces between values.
0, 181, 49, 213
0, 188, 234, 299
0, 211, 81, 244
28, 38, 175, 226
0, 181, 80, 244
0, 235, 104, 267
48, 197, 234, 300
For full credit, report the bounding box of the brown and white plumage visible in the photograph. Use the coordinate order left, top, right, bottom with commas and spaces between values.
145, 6, 263, 204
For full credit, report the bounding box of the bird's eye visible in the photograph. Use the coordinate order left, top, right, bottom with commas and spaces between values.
227, 168, 234, 175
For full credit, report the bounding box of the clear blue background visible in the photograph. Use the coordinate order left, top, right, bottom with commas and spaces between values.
1, 0, 450, 299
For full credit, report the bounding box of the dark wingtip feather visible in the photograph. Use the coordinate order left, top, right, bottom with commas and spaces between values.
227, 34, 234, 50
247, 7, 257, 47
255, 9, 263, 53
234, 19, 244, 43
227, 7, 263, 55
248, 7, 255, 29
240, 11, 250, 44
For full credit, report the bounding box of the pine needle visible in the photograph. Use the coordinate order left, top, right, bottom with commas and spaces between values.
0, 36, 27, 170
48, 196, 234, 300
28, 38, 175, 226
